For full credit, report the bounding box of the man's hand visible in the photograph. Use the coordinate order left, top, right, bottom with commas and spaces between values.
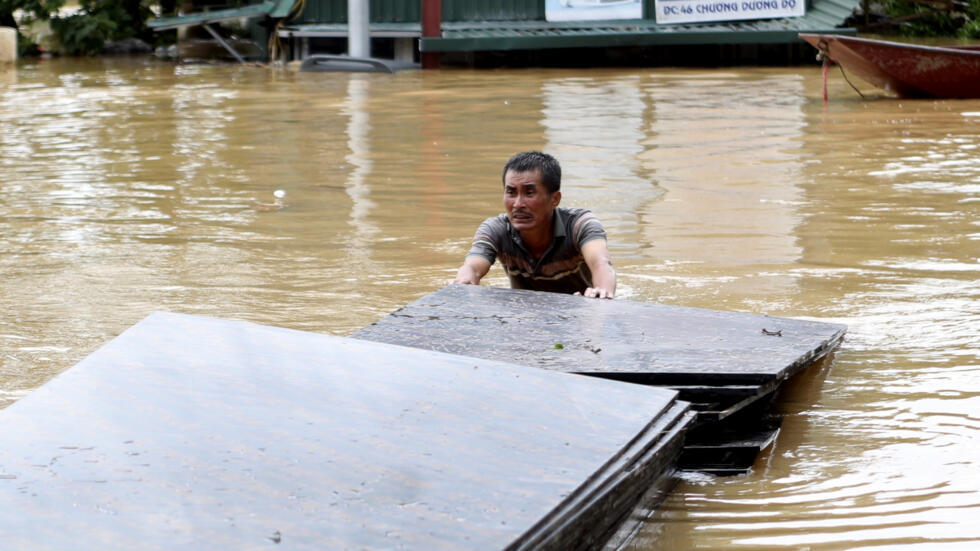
451, 256, 491, 286
582, 287, 613, 299
581, 239, 616, 298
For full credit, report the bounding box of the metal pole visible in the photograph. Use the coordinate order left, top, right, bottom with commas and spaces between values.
421, 0, 441, 69
348, 0, 370, 59
201, 23, 246, 64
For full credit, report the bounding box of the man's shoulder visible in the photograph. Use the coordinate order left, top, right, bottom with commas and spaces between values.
557, 206, 593, 219
557, 207, 602, 227
478, 213, 510, 229
558, 207, 606, 246
475, 213, 511, 240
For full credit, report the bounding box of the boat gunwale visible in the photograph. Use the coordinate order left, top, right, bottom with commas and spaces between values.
800, 32, 980, 57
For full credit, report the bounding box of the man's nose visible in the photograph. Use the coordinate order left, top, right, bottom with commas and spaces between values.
512, 194, 524, 208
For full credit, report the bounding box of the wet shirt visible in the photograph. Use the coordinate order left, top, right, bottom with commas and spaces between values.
466, 207, 607, 294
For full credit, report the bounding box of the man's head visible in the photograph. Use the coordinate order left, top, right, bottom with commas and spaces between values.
501, 151, 561, 193
501, 151, 562, 236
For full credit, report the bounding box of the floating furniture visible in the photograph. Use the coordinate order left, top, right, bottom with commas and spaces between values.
299, 54, 418, 72
0, 312, 691, 549
353, 285, 846, 474
299, 54, 419, 73
300, 53, 393, 71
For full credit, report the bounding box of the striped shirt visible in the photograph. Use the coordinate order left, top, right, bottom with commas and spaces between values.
466, 207, 607, 294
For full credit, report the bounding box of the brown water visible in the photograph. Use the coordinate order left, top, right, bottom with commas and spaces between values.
1, 57, 977, 549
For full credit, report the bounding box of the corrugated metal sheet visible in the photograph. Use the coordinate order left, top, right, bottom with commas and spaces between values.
149, 1, 276, 30
442, 0, 542, 22
293, 0, 420, 25
292, 0, 541, 24
423, 6, 860, 51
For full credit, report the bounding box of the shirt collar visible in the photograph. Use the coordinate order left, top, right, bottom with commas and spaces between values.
508, 208, 565, 243
552, 207, 566, 240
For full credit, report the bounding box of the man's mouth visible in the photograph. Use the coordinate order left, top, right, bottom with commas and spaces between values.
512, 210, 531, 221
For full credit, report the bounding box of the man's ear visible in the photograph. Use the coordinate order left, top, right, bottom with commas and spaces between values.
552, 190, 562, 208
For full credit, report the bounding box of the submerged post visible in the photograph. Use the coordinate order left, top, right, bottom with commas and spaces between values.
0, 27, 15, 64
348, 0, 370, 59
421, 0, 441, 69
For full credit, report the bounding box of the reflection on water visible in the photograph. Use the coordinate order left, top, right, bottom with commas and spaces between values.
541, 74, 663, 287
1, 59, 978, 549
342, 76, 380, 284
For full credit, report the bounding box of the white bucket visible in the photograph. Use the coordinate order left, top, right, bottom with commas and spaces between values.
0, 27, 15, 64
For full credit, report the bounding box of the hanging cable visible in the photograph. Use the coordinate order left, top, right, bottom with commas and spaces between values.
838, 64, 867, 99
268, 0, 307, 64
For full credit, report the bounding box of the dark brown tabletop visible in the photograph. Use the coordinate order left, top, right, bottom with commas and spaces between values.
0, 311, 686, 550
354, 284, 847, 386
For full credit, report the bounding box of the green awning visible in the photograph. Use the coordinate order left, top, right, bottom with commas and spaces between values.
148, 0, 293, 31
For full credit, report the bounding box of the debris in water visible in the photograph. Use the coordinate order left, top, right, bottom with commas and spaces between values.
252, 190, 287, 212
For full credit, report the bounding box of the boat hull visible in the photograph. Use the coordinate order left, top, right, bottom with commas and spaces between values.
800, 33, 980, 99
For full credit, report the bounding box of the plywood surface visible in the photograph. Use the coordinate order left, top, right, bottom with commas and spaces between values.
0, 312, 684, 550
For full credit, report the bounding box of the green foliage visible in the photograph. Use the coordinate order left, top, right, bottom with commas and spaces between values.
0, 0, 64, 25
51, 0, 152, 55
16, 30, 42, 56
960, 19, 980, 38
881, 0, 980, 38
882, 0, 960, 36
50, 12, 112, 55
957, 0, 980, 38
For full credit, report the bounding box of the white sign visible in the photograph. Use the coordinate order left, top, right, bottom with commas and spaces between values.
655, 0, 804, 24
546, 0, 642, 23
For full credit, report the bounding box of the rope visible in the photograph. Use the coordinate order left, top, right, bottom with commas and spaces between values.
814, 38, 868, 101
838, 64, 868, 99
815, 39, 829, 102
821, 52, 829, 102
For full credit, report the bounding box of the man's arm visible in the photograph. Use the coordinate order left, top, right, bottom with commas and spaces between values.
582, 239, 616, 299
453, 256, 492, 285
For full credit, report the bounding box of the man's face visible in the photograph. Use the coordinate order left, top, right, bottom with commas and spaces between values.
504, 169, 561, 234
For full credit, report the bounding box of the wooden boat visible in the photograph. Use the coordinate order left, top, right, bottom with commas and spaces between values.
800, 33, 980, 98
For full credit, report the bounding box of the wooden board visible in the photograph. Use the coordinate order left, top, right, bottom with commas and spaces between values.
0, 312, 690, 550
354, 285, 846, 388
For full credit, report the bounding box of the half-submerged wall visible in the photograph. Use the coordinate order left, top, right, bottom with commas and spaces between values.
149, 0, 859, 63
276, 0, 858, 62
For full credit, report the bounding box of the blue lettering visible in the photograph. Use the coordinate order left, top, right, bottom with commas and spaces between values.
696, 2, 738, 13
741, 0, 778, 10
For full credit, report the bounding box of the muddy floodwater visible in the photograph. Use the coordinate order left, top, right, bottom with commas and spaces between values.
1, 57, 977, 549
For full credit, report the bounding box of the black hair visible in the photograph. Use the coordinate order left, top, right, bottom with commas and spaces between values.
502, 151, 561, 194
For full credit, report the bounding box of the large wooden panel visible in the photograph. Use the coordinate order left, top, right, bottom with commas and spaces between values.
354, 284, 846, 386
0, 312, 689, 550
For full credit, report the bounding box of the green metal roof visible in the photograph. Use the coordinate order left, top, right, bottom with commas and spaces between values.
148, 0, 297, 30
278, 22, 422, 37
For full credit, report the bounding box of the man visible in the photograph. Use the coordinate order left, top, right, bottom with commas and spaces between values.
453, 151, 616, 298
